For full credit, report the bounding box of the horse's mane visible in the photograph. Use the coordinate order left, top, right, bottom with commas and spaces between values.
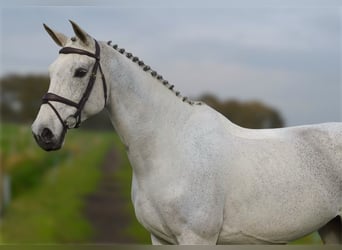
107, 41, 201, 106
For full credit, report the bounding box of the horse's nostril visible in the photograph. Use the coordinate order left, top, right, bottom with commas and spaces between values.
41, 128, 54, 142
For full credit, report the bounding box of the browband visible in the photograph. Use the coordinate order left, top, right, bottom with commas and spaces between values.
59, 47, 99, 60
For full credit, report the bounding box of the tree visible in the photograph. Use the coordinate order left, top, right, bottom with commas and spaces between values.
1, 75, 49, 123
200, 94, 284, 129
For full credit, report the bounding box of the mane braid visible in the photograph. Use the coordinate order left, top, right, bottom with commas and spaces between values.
109, 42, 202, 106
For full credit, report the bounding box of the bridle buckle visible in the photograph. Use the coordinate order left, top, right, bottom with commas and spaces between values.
65, 115, 78, 129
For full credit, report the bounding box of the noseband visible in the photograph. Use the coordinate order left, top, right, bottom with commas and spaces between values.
42, 39, 107, 133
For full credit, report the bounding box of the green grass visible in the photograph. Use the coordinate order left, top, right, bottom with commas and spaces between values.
0, 123, 150, 244
0, 123, 113, 243
1, 124, 69, 198
290, 232, 322, 244
111, 136, 151, 244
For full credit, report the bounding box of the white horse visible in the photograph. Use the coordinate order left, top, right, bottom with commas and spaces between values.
32, 21, 342, 245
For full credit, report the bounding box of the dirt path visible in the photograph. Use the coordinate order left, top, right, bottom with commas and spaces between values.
83, 147, 136, 243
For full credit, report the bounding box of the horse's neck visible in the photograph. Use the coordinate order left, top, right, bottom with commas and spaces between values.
103, 45, 193, 149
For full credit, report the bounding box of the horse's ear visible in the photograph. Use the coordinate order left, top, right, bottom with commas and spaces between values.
43, 23, 68, 47
69, 20, 92, 46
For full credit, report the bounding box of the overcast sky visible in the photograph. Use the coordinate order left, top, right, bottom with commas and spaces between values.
1, 1, 341, 126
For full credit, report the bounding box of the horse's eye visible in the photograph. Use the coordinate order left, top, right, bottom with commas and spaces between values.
74, 68, 88, 78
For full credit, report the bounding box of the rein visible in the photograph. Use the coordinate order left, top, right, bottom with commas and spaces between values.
42, 39, 107, 133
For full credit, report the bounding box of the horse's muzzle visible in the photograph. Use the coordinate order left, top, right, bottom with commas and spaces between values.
32, 127, 65, 151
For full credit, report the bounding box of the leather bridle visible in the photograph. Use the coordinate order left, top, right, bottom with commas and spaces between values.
42, 39, 107, 134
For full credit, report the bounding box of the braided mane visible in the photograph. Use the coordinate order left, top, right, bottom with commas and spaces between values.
107, 41, 201, 106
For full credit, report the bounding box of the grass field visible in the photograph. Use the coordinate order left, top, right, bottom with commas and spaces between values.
111, 136, 151, 243
0, 123, 113, 243
0, 123, 322, 244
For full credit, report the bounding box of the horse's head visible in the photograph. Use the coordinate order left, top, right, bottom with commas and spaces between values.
32, 21, 108, 151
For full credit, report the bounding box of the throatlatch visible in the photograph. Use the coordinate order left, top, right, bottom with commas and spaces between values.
42, 39, 107, 133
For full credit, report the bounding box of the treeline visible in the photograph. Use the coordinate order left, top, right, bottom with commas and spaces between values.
0, 74, 284, 129
200, 94, 284, 128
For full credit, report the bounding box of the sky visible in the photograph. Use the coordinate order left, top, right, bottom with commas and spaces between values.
1, 0, 341, 126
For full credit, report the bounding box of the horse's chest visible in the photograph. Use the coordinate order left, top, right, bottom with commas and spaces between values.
132, 190, 176, 243
133, 193, 159, 228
